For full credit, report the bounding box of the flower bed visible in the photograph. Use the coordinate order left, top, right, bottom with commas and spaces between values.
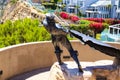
58, 12, 120, 37
90, 22, 103, 33
60, 12, 69, 19
70, 15, 79, 22
84, 18, 120, 25
104, 18, 120, 25
85, 18, 104, 23
59, 12, 79, 22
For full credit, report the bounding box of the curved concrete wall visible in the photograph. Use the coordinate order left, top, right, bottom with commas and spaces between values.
0, 41, 120, 80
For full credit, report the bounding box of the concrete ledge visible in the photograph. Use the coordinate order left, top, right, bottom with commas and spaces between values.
49, 60, 115, 80
0, 41, 119, 80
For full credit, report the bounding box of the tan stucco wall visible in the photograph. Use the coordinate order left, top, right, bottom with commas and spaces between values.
0, 41, 119, 80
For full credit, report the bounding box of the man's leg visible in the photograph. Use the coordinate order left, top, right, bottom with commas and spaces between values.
61, 36, 83, 73
55, 46, 63, 65
69, 50, 83, 73
52, 35, 63, 65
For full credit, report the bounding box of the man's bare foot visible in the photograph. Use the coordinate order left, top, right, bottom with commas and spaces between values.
79, 68, 83, 73
59, 62, 64, 65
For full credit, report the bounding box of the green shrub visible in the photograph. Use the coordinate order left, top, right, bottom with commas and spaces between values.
70, 20, 91, 34
102, 23, 109, 29
0, 18, 51, 48
10, 0, 18, 4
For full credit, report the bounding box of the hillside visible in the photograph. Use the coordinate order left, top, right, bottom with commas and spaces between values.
1, 0, 45, 22
1, 0, 70, 27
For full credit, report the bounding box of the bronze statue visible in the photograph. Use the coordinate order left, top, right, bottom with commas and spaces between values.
41, 13, 120, 74
70, 30, 120, 67
42, 13, 83, 73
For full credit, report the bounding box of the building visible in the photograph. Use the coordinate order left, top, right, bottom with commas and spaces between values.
86, 0, 120, 19
62, 0, 98, 14
116, 0, 120, 18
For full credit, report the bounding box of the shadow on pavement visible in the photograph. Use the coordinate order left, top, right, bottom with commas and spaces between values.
8, 67, 50, 80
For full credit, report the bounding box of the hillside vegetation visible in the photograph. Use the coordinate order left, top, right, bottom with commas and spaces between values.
0, 18, 51, 48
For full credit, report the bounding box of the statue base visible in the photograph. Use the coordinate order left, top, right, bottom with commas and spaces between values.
49, 60, 120, 80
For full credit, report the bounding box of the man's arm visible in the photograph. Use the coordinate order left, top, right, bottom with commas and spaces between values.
55, 23, 69, 35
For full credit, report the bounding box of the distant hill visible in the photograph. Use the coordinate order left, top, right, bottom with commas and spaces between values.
1, 0, 70, 26
1, 0, 45, 22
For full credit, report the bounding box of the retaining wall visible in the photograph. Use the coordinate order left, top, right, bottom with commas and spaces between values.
0, 41, 119, 80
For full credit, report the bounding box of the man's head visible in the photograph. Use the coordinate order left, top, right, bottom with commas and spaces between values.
45, 13, 55, 23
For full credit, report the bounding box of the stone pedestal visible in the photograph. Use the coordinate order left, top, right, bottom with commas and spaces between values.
90, 60, 119, 80
49, 60, 120, 80
49, 62, 84, 80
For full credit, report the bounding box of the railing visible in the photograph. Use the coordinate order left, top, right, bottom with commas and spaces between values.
109, 24, 120, 35
109, 24, 120, 29
101, 24, 120, 42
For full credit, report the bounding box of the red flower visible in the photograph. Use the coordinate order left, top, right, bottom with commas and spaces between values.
118, 20, 120, 24
70, 15, 79, 22
60, 12, 69, 19
85, 18, 104, 23
104, 18, 114, 25
90, 22, 103, 33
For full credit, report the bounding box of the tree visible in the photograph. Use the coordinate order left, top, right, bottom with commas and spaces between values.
51, 0, 62, 4
10, 0, 18, 4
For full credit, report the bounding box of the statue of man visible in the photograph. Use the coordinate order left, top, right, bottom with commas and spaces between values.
42, 13, 83, 73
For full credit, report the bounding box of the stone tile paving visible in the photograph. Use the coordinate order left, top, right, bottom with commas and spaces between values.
9, 67, 50, 80
26, 71, 50, 80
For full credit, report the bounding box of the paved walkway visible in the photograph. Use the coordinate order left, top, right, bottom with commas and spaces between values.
9, 67, 50, 80
8, 60, 113, 80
